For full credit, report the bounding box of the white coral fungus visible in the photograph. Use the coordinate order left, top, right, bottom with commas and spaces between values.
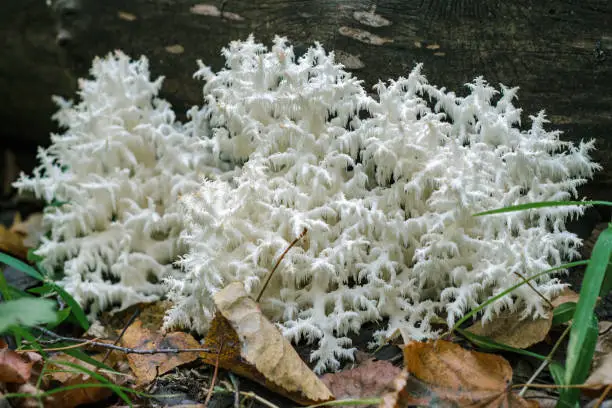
16, 35, 599, 374
14, 51, 219, 317
164, 36, 599, 373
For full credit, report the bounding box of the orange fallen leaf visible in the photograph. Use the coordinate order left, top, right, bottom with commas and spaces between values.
0, 224, 28, 260
388, 340, 538, 407
466, 309, 552, 349
119, 319, 200, 384
200, 281, 333, 405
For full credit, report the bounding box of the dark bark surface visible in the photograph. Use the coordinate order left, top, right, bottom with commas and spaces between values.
1, 0, 611, 179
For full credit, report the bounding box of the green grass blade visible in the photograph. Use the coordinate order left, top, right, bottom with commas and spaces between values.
0, 252, 44, 281
61, 348, 119, 374
27, 283, 56, 296
474, 200, 612, 216
599, 260, 612, 298
26, 249, 44, 263
0, 267, 12, 301
548, 362, 577, 408
457, 328, 547, 360
452, 260, 588, 331
11, 326, 47, 356
552, 302, 576, 326
565, 227, 612, 386
566, 313, 598, 402
47, 307, 72, 329
52, 283, 90, 330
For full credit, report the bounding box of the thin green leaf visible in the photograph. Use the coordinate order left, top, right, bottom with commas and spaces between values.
552, 302, 576, 326
26, 249, 44, 263
47, 307, 72, 329
11, 326, 47, 357
0, 267, 12, 301
48, 199, 69, 208
474, 200, 612, 216
600, 260, 612, 298
0, 252, 44, 281
567, 314, 598, 391
27, 283, 57, 296
457, 328, 547, 360
548, 362, 577, 408
6, 285, 33, 299
0, 298, 57, 334
565, 227, 612, 386
452, 260, 588, 331
52, 283, 89, 330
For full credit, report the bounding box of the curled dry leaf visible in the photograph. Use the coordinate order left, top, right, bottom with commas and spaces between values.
386, 340, 538, 408
321, 359, 400, 407
466, 308, 552, 349
119, 319, 201, 384
201, 281, 333, 405
0, 348, 34, 384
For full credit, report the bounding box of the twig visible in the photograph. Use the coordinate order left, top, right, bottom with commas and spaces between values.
101, 308, 140, 364
229, 372, 240, 408
32, 326, 213, 355
19, 338, 101, 353
594, 384, 612, 408
519, 323, 571, 397
239, 391, 280, 408
512, 271, 554, 309
203, 342, 223, 407
256, 228, 307, 302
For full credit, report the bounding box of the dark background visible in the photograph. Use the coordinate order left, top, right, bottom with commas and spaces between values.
1, 0, 611, 199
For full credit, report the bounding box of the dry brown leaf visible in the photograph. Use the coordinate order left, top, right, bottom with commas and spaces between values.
321, 359, 400, 407
10, 213, 43, 249
391, 340, 538, 407
201, 281, 333, 405
0, 224, 28, 260
119, 319, 200, 384
47, 354, 119, 408
5, 382, 54, 408
0, 348, 33, 384
466, 308, 552, 349
551, 288, 580, 308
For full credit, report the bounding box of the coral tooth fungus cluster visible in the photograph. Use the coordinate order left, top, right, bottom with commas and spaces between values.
16, 35, 599, 372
